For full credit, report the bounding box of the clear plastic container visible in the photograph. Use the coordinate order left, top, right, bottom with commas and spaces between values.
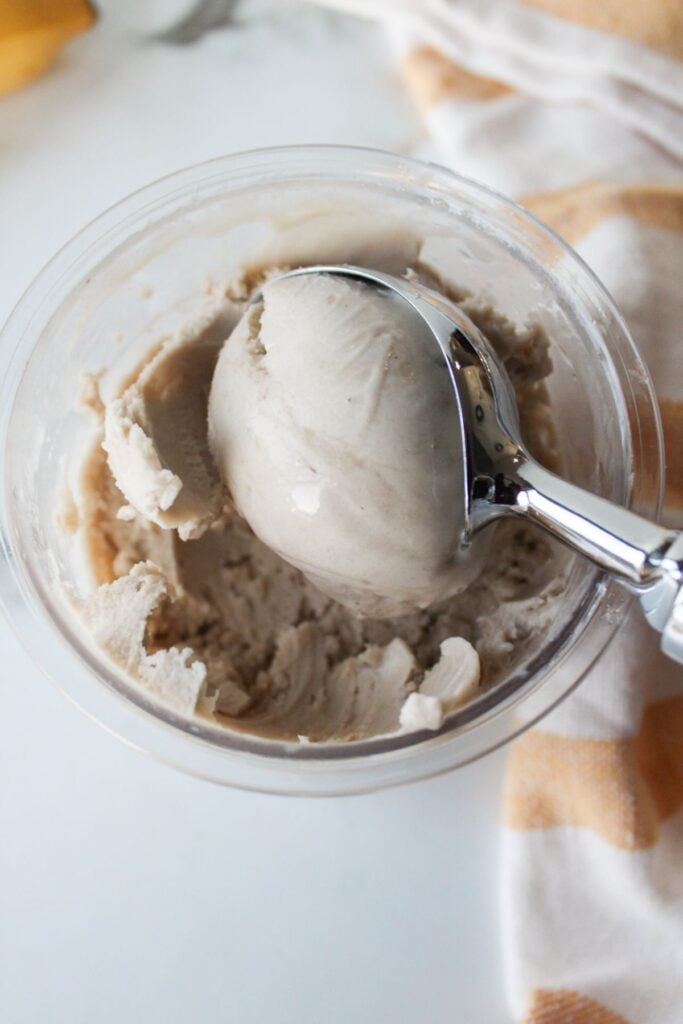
0, 146, 663, 795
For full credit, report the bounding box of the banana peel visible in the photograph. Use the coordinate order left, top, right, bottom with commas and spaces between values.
0, 0, 96, 96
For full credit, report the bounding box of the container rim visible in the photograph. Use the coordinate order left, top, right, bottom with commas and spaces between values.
0, 145, 665, 794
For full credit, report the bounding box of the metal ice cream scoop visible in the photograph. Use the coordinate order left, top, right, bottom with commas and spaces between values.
266, 264, 683, 665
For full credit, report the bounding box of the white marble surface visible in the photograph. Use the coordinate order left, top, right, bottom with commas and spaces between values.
0, 4, 509, 1021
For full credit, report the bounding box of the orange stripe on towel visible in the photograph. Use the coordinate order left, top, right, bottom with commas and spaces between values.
505, 696, 683, 849
403, 46, 512, 110
522, 181, 683, 247
635, 697, 683, 822
524, 988, 630, 1024
660, 398, 683, 516
521, 0, 683, 62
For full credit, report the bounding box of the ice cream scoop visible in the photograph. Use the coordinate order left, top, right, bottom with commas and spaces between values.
208, 271, 490, 617
220, 265, 683, 663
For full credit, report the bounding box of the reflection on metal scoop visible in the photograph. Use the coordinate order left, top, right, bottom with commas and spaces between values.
264, 264, 683, 665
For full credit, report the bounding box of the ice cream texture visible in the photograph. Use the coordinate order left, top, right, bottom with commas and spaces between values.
208, 272, 489, 618
70, 221, 566, 743
103, 309, 229, 541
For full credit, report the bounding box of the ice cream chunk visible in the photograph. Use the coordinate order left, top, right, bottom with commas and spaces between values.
208, 273, 488, 617
77, 560, 208, 716
399, 636, 480, 731
103, 305, 236, 541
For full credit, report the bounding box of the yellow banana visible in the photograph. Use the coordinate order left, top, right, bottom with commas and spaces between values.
0, 0, 96, 96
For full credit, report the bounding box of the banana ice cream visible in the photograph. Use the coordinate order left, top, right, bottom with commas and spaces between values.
208, 272, 489, 618
67, 219, 566, 743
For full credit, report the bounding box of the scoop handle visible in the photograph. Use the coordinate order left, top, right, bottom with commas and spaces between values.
508, 459, 683, 664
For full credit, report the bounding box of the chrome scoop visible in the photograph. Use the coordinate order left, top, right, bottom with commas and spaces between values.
264, 264, 683, 665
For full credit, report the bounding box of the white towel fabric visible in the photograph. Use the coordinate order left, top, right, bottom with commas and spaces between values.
311, 2, 683, 1021
313, 0, 683, 160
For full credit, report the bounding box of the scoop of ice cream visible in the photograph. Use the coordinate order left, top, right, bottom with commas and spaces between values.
208, 273, 488, 617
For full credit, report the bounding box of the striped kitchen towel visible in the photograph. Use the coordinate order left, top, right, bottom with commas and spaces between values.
312, 2, 683, 1020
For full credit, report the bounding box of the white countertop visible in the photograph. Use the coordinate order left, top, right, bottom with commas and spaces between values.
0, 4, 509, 1021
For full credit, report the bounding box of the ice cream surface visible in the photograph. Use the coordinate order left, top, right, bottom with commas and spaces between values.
67, 215, 567, 743
208, 272, 488, 618
103, 307, 230, 541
